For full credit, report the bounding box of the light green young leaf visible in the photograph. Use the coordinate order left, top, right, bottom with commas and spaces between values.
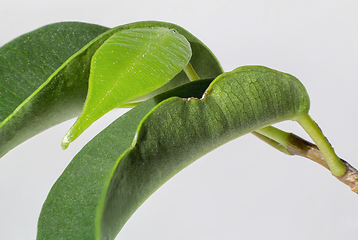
61, 27, 192, 149
37, 66, 310, 240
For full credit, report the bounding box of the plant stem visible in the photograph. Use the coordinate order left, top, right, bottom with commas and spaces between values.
296, 114, 346, 177
183, 62, 200, 81
253, 126, 358, 193
286, 133, 358, 193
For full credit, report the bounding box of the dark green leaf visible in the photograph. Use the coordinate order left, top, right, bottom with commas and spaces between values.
0, 22, 109, 157
37, 66, 310, 240
0, 22, 109, 123
37, 78, 214, 240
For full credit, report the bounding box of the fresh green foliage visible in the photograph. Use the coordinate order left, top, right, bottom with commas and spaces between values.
38, 66, 310, 239
0, 21, 222, 158
0, 21, 348, 240
62, 27, 192, 149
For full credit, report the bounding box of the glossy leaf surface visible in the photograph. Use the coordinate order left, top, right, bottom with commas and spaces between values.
62, 27, 192, 149
37, 66, 310, 240
0, 21, 222, 158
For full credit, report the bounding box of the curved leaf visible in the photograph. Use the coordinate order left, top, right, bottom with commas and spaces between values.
0, 22, 109, 123
0, 21, 222, 158
0, 22, 109, 157
61, 27, 192, 149
37, 66, 310, 240
37, 77, 214, 240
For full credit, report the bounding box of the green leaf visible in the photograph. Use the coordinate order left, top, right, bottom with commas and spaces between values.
0, 21, 222, 158
37, 77, 214, 240
61, 27, 192, 149
0, 22, 109, 158
37, 66, 310, 240
91, 21, 224, 100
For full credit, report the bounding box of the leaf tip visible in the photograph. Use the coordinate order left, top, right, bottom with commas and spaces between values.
61, 135, 71, 150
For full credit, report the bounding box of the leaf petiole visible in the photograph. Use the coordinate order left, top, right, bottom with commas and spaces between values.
295, 114, 346, 177
255, 116, 347, 177
253, 127, 291, 155
183, 62, 200, 81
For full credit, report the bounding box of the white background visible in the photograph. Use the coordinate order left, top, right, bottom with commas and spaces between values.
1, 0, 358, 239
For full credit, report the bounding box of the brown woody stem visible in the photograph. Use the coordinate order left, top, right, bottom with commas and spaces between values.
285, 133, 358, 193
252, 130, 358, 193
